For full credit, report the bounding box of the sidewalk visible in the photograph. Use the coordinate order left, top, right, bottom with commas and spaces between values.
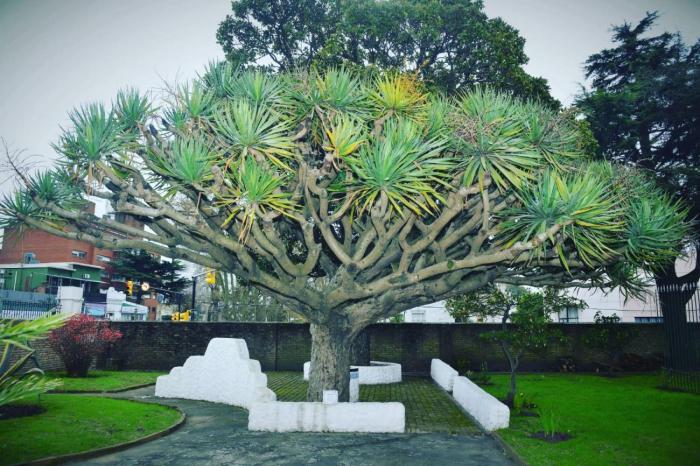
71, 386, 517, 466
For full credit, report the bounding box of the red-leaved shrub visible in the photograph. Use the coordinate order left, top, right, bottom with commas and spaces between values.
49, 314, 122, 377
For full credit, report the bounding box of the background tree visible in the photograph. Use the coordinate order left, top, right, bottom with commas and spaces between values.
0, 67, 688, 401
217, 0, 557, 105
208, 271, 299, 322
446, 283, 516, 323
110, 249, 189, 302
576, 11, 699, 364
584, 311, 638, 374
448, 286, 584, 404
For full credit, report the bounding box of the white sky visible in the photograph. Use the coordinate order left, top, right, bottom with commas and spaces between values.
0, 0, 698, 202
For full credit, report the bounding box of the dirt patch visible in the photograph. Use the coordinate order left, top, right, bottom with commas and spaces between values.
530, 431, 573, 443
0, 404, 46, 420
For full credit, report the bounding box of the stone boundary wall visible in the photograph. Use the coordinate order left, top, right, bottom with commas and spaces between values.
12, 321, 679, 374
86, 322, 679, 374
6, 338, 66, 373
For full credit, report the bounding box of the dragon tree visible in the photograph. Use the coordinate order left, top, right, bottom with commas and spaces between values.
1, 64, 690, 401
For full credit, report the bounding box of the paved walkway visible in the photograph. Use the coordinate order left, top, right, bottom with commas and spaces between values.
71, 387, 517, 466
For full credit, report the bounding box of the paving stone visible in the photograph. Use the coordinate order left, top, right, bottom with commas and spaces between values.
72, 380, 516, 466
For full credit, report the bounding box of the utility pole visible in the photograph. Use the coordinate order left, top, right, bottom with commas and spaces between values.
191, 276, 197, 311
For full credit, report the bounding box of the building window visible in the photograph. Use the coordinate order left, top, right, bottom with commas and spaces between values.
411, 309, 426, 322
23, 252, 37, 263
635, 316, 664, 324
558, 307, 579, 323
96, 254, 111, 263
72, 250, 87, 259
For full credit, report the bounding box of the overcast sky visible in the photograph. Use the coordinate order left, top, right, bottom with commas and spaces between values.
0, 0, 699, 197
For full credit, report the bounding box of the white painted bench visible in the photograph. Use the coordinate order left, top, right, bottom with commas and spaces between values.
430, 358, 458, 392
248, 401, 405, 433
452, 376, 509, 431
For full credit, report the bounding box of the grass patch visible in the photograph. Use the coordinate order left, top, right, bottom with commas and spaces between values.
482, 373, 700, 466
267, 372, 478, 434
46, 370, 165, 392
0, 394, 181, 465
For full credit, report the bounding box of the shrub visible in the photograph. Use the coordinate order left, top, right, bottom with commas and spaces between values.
49, 315, 122, 377
538, 409, 560, 438
513, 392, 537, 414
465, 361, 492, 386
584, 311, 639, 373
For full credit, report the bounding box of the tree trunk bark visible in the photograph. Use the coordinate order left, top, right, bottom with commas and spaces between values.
507, 368, 517, 407
307, 322, 355, 402
656, 253, 699, 372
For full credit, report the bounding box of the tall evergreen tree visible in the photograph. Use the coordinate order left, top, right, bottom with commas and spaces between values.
577, 12, 699, 366
110, 249, 190, 302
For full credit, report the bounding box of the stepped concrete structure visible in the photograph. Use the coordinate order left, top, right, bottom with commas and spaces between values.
155, 338, 276, 409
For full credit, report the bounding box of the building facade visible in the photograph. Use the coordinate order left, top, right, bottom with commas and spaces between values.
0, 262, 103, 295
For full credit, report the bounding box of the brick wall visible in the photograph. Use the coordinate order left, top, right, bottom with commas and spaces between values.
89, 321, 675, 374
368, 323, 672, 373
6, 338, 65, 373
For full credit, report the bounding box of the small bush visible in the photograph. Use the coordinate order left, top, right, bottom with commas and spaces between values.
49, 315, 122, 377
513, 392, 537, 414
465, 361, 492, 385
538, 409, 559, 437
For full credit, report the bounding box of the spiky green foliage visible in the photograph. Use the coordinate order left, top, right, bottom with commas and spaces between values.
219, 157, 297, 239
54, 103, 120, 166
501, 168, 623, 268
155, 137, 215, 193
345, 118, 451, 215
177, 82, 215, 121
371, 74, 426, 122
624, 196, 690, 270
114, 88, 152, 134
3, 64, 690, 403
0, 314, 68, 407
453, 88, 544, 190
212, 99, 294, 169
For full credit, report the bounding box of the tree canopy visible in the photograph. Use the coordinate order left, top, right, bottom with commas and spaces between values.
576, 11, 699, 285
110, 249, 189, 301
216, 0, 557, 105
0, 65, 689, 400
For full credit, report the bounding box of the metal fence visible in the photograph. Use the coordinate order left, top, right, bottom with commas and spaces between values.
657, 282, 700, 394
0, 290, 59, 320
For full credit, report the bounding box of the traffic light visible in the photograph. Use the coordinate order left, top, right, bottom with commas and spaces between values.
205, 270, 216, 287
171, 310, 191, 322
126, 280, 134, 296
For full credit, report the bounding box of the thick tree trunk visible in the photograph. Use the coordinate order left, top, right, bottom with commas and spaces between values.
658, 281, 695, 371
307, 322, 356, 402
656, 253, 699, 372
507, 368, 517, 407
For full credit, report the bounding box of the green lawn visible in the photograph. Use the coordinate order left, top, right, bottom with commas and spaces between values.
47, 370, 165, 392
267, 371, 478, 434
482, 373, 700, 466
0, 395, 182, 465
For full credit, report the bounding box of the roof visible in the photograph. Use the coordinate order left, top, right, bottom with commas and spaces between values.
0, 262, 104, 271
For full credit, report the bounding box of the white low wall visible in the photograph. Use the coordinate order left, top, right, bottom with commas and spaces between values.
430, 358, 458, 392
155, 338, 276, 409
248, 401, 405, 433
452, 376, 509, 432
303, 361, 402, 385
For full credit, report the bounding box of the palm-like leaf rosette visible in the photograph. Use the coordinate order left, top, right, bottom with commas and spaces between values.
2, 64, 691, 309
